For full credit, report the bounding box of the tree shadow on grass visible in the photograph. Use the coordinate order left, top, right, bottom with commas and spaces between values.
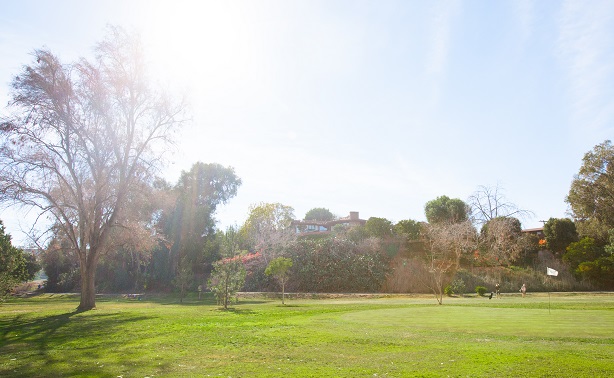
210, 307, 256, 315
0, 310, 155, 377
274, 304, 304, 308
152, 296, 269, 307
236, 300, 269, 305
157, 298, 219, 306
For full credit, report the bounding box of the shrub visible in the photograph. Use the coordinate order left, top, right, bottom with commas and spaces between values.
444, 285, 453, 296
450, 278, 466, 296
577, 256, 614, 289
245, 237, 392, 293
475, 286, 487, 296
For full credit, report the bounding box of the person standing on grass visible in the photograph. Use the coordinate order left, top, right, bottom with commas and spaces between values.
520, 283, 526, 297
495, 283, 501, 298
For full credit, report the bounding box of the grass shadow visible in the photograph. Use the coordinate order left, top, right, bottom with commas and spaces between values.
210, 308, 256, 315
236, 300, 270, 305
0, 309, 155, 377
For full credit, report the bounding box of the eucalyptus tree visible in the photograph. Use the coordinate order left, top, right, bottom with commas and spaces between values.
567, 140, 614, 243
0, 27, 185, 311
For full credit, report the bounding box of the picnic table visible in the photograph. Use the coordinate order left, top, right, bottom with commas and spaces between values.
124, 293, 144, 301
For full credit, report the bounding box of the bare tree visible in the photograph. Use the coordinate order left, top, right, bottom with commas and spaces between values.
0, 27, 185, 311
420, 221, 476, 304
468, 184, 533, 225
478, 217, 524, 266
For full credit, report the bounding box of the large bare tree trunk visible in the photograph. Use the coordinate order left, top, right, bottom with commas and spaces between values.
77, 252, 99, 311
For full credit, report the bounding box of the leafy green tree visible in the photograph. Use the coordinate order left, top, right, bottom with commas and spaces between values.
0, 27, 185, 311
265, 257, 293, 304
169, 162, 241, 281
424, 196, 469, 224
564, 236, 614, 287
304, 208, 335, 221
173, 162, 241, 240
543, 218, 578, 255
605, 229, 614, 256
563, 237, 605, 271
567, 140, 614, 243
394, 219, 421, 241
364, 217, 394, 239
1, 221, 37, 300
577, 256, 614, 289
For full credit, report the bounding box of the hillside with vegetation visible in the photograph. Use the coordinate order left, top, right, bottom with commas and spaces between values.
1, 27, 612, 306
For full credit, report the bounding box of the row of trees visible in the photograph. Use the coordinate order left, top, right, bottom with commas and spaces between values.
209, 195, 538, 305
1, 25, 612, 309
223, 166, 614, 304
40, 162, 241, 295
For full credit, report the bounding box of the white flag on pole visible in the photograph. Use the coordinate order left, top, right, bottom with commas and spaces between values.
547, 267, 559, 276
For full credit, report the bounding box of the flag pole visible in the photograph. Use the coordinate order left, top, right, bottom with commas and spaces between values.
548, 284, 551, 315
546, 267, 558, 314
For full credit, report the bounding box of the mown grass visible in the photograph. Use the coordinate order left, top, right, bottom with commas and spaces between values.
1, 292, 613, 377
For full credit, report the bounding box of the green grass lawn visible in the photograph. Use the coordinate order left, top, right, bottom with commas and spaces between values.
1, 292, 613, 377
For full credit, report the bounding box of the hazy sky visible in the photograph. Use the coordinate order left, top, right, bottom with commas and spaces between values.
1, 0, 614, 244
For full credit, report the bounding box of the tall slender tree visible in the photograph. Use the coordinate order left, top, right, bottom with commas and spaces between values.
169, 162, 241, 278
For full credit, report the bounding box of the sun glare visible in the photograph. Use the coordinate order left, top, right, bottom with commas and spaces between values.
137, 1, 256, 95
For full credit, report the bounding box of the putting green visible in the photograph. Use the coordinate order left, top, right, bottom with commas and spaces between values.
341, 305, 614, 339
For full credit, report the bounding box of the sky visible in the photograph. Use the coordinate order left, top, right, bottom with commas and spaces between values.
1, 0, 614, 245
